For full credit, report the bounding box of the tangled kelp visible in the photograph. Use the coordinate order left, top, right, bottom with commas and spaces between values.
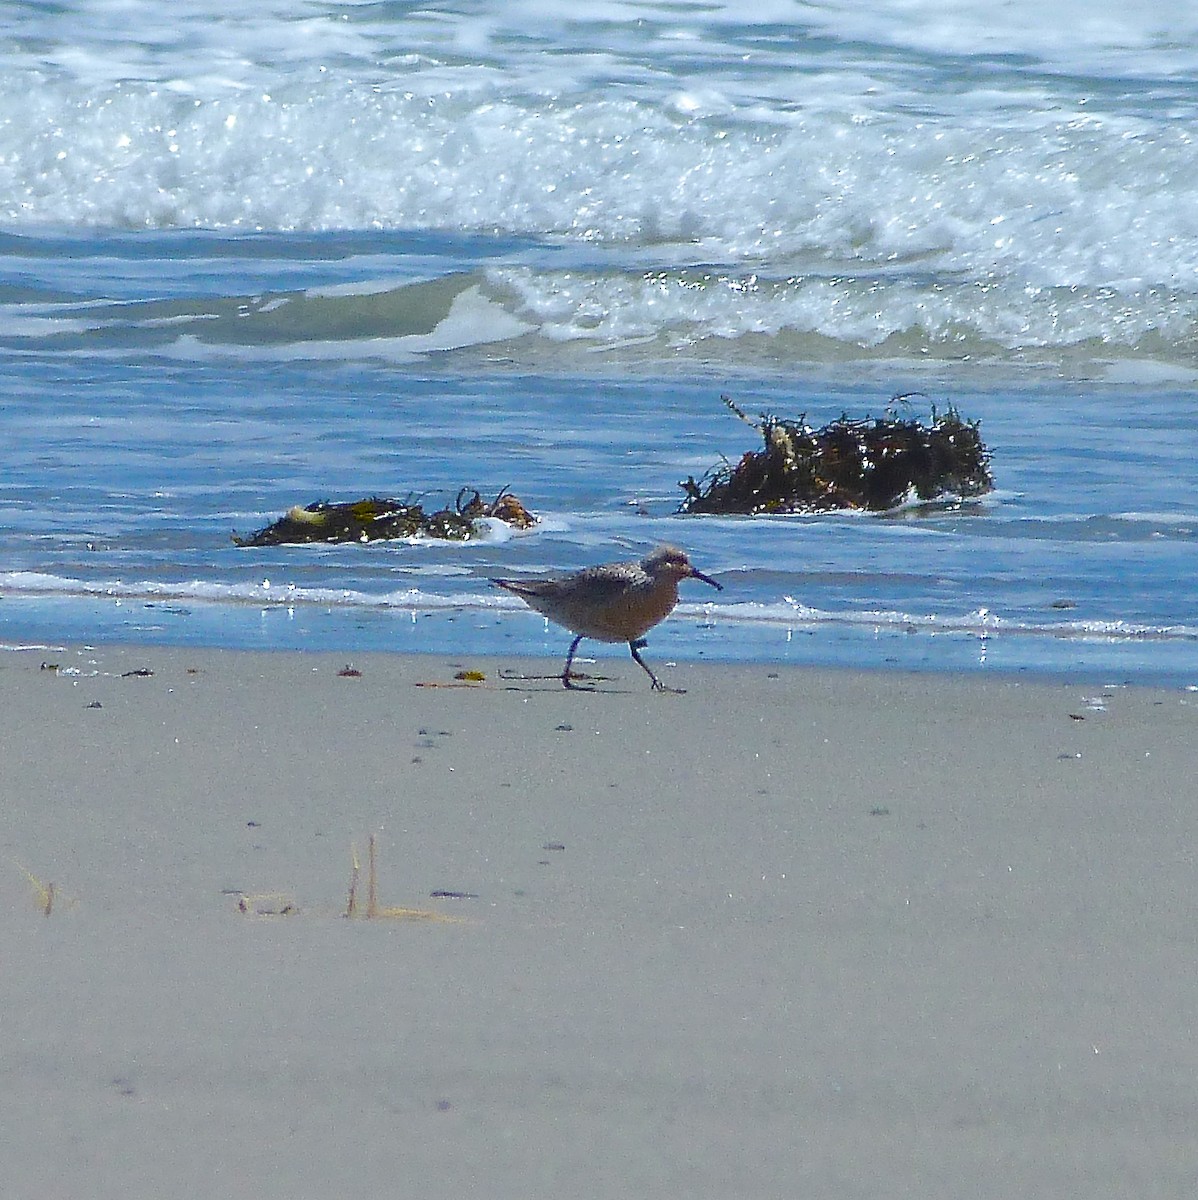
679, 396, 993, 515
233, 487, 536, 547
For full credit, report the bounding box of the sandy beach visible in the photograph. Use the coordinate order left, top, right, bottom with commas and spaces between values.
3, 642, 1197, 1198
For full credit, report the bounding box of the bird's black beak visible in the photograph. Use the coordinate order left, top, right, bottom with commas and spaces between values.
691, 567, 722, 590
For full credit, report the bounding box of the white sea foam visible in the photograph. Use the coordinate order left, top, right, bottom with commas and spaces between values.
4, 569, 1195, 647
1, 1, 1195, 362
1, 8, 1193, 244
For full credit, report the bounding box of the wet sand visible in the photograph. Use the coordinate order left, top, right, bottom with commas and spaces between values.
3, 643, 1196, 1198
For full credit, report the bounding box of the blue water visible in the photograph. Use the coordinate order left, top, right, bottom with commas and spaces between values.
2, 4, 1197, 682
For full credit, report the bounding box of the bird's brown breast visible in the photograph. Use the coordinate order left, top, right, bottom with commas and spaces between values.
567, 580, 680, 642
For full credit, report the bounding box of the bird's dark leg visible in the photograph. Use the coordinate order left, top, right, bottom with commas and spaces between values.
630, 637, 686, 693
628, 638, 665, 691
562, 634, 586, 689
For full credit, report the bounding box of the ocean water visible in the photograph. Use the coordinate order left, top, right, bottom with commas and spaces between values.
2, 0, 1197, 681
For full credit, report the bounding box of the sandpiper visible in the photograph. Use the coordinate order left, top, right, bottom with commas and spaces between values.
494, 545, 722, 691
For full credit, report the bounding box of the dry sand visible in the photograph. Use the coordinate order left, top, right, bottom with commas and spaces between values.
2, 642, 1197, 1198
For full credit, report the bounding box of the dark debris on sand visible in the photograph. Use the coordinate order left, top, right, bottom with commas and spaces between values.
679, 394, 994, 515
233, 488, 536, 547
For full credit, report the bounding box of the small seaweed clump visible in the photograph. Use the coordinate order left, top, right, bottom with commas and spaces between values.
233, 487, 536, 547
679, 395, 993, 515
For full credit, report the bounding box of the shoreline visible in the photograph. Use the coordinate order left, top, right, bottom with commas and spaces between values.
4, 643, 1197, 1197
5, 601, 1198, 690
6, 632, 1198, 683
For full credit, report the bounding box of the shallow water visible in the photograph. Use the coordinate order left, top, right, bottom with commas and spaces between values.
2, 3, 1196, 682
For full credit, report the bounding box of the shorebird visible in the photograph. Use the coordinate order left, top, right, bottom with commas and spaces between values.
494, 545, 722, 691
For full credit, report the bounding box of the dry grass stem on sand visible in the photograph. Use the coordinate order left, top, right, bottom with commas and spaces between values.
16, 863, 75, 917
343, 835, 464, 923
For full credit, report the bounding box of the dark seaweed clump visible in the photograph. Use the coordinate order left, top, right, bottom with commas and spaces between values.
679, 395, 993, 515
233, 488, 536, 548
